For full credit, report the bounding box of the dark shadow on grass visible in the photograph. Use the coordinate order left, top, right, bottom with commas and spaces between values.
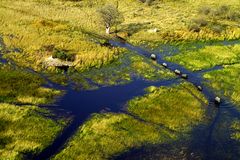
119, 22, 151, 36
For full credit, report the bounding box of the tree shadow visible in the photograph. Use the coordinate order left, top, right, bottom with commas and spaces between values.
119, 22, 151, 36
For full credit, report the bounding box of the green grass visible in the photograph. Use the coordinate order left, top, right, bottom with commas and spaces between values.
1, 0, 240, 72
129, 54, 174, 80
53, 82, 208, 159
128, 82, 208, 132
231, 120, 240, 141
119, 0, 240, 44
166, 44, 240, 71
53, 113, 171, 160
41, 51, 174, 90
0, 65, 61, 105
0, 0, 239, 159
69, 52, 174, 89
0, 0, 120, 72
204, 64, 240, 107
0, 103, 65, 159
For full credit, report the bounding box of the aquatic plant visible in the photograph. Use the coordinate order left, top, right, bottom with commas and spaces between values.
231, 120, 240, 141
53, 113, 167, 160
166, 44, 240, 71
0, 103, 66, 159
128, 82, 208, 132
0, 66, 61, 105
53, 82, 208, 159
69, 52, 174, 89
204, 64, 240, 108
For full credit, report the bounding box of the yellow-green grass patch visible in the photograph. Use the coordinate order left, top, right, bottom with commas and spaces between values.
204, 64, 240, 108
166, 44, 240, 71
128, 82, 208, 132
0, 103, 65, 159
0, 66, 61, 105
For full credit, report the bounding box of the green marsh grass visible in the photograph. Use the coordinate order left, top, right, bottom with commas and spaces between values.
204, 64, 240, 108
166, 44, 240, 71
0, 65, 61, 105
53, 113, 169, 160
1, 0, 240, 73
70, 52, 175, 89
128, 82, 208, 132
231, 120, 240, 141
0, 103, 65, 159
0, 0, 120, 71
54, 82, 208, 159
118, 0, 240, 44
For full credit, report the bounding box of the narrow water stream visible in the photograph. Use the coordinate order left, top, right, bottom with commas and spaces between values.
110, 40, 240, 160
1, 36, 240, 159
33, 78, 180, 160
109, 40, 217, 100
0, 37, 181, 159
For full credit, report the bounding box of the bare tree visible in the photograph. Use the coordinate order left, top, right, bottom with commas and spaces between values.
97, 4, 123, 34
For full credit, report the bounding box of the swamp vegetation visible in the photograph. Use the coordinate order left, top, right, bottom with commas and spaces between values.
0, 0, 240, 159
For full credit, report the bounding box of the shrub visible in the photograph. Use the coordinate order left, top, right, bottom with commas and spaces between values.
210, 5, 238, 21
227, 11, 240, 21
198, 6, 211, 15
189, 24, 200, 32
219, 5, 230, 14
52, 49, 75, 62
192, 18, 208, 27
97, 4, 123, 34
211, 25, 223, 34
42, 45, 55, 52
211, 5, 230, 19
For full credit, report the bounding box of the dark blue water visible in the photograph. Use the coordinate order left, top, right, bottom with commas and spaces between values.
33, 78, 180, 160
109, 40, 218, 100
110, 39, 240, 160
1, 35, 240, 159
0, 54, 7, 64
0, 36, 178, 159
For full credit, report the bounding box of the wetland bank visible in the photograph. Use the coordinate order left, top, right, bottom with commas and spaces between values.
0, 0, 240, 159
